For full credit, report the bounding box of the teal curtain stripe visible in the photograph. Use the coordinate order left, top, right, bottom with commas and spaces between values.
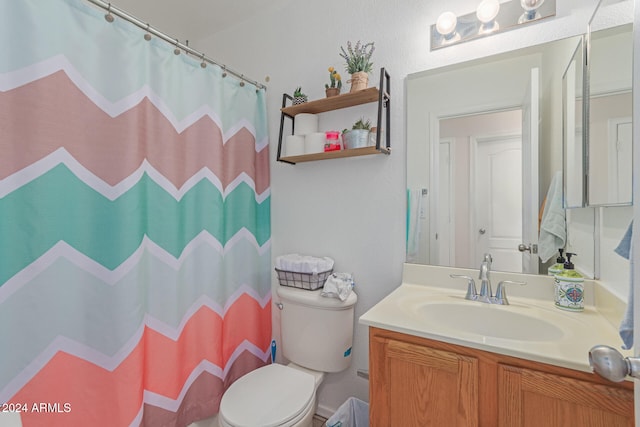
1, 0, 269, 143
0, 165, 270, 286
0, 239, 270, 388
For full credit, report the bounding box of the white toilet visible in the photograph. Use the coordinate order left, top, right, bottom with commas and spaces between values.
218, 285, 358, 427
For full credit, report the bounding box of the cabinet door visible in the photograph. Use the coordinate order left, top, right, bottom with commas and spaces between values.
498, 364, 634, 427
370, 335, 479, 427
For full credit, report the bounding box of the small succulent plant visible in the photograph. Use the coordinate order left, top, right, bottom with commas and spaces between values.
325, 67, 342, 89
352, 117, 372, 130
292, 87, 308, 105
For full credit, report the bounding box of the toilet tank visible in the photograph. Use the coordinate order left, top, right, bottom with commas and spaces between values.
276, 286, 357, 373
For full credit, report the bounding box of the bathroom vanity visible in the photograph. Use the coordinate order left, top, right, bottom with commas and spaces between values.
360, 264, 634, 426
368, 328, 632, 426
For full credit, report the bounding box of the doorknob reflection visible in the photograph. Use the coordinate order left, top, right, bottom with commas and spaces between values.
518, 243, 538, 254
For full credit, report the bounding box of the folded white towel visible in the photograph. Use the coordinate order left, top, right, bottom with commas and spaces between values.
539, 171, 566, 263
275, 254, 334, 274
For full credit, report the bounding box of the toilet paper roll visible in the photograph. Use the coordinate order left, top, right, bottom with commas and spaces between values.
305, 132, 326, 154
284, 135, 305, 157
294, 113, 319, 135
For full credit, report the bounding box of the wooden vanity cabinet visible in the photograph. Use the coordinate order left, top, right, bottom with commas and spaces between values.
369, 327, 634, 427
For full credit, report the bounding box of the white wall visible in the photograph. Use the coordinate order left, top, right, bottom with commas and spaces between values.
194, 0, 602, 417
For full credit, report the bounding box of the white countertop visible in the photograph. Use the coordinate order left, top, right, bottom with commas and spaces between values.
359, 264, 630, 373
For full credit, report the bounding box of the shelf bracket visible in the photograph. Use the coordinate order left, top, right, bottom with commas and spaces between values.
276, 93, 294, 162
376, 67, 391, 153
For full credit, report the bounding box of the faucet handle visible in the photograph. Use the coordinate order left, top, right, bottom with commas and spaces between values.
494, 280, 527, 305
450, 274, 478, 301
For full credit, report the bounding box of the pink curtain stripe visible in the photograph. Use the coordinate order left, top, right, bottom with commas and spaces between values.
0, 71, 269, 195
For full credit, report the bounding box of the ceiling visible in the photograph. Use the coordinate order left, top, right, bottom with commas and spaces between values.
109, 0, 288, 44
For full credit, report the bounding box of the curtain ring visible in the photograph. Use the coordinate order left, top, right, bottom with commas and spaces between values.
104, 3, 114, 22
173, 39, 181, 55
200, 54, 207, 69
144, 24, 151, 41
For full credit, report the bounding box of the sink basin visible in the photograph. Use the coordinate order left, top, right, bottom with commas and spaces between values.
359, 265, 630, 373
414, 301, 566, 342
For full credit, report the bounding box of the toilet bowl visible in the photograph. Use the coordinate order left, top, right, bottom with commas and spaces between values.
218, 363, 323, 427
218, 286, 357, 427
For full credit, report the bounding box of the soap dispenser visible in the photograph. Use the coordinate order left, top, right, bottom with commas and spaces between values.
554, 252, 584, 311
548, 249, 566, 276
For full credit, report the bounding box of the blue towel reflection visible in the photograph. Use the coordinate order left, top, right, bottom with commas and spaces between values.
616, 221, 633, 349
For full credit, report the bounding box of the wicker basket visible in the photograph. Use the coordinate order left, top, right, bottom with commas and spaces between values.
275, 267, 333, 291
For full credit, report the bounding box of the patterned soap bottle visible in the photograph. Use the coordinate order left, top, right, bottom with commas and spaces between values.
554, 253, 584, 311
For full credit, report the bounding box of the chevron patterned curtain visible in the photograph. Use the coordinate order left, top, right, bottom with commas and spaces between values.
0, 1, 271, 426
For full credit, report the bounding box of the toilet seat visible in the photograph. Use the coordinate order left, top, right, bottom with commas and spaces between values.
219, 364, 316, 427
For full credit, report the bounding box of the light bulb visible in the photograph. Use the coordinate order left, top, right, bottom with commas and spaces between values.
520, 0, 545, 22
477, 0, 500, 33
476, 0, 500, 24
436, 12, 457, 38
521, 0, 545, 11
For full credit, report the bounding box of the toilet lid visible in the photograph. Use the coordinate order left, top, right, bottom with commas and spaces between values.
220, 364, 315, 427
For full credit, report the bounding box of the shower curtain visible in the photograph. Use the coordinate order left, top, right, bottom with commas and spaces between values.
0, 1, 271, 426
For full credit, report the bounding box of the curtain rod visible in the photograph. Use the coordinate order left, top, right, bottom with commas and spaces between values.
85, 0, 267, 91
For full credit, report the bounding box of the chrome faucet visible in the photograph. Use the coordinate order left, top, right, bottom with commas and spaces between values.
450, 253, 526, 305
478, 253, 493, 303
449, 274, 477, 301
493, 280, 526, 305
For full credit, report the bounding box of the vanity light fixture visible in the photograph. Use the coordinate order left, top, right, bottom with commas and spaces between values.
431, 0, 555, 50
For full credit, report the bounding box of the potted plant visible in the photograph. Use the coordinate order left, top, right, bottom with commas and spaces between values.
339, 41, 375, 93
292, 87, 308, 105
343, 117, 372, 149
325, 67, 342, 97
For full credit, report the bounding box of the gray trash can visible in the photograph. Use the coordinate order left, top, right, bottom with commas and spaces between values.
326, 397, 369, 427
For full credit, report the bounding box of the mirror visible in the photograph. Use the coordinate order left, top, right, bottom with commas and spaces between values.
586, 22, 633, 206
406, 0, 632, 278
562, 38, 586, 209
406, 35, 595, 276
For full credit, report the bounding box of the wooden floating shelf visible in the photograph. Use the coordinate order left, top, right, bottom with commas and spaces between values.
279, 146, 390, 164
277, 69, 391, 165
281, 88, 380, 116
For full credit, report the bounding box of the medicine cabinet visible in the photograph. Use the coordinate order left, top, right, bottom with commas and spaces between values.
563, 0, 633, 208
